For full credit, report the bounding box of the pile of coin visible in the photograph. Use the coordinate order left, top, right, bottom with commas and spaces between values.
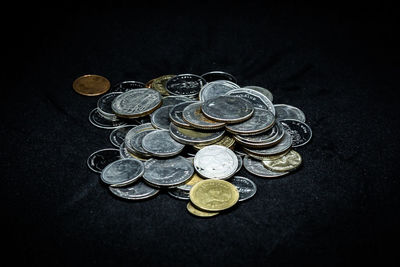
78, 71, 312, 217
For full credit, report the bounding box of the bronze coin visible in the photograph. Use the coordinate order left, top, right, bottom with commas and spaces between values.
73, 74, 110, 96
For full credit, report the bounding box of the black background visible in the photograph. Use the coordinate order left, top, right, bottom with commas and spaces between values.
3, 2, 400, 266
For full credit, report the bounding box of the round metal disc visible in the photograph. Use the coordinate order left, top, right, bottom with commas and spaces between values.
88, 108, 127, 129
109, 180, 159, 200
243, 131, 292, 156
229, 176, 257, 201
182, 102, 226, 130
109, 125, 137, 147
87, 148, 121, 173
111, 81, 146, 92
165, 74, 207, 97
234, 122, 285, 148
167, 188, 190, 200
169, 101, 197, 128
142, 130, 185, 157
150, 74, 176, 96
225, 108, 275, 135
73, 74, 110, 96
119, 142, 148, 161
243, 85, 273, 102
225, 88, 275, 115
243, 155, 289, 178
124, 123, 155, 155
162, 96, 193, 107
201, 71, 237, 83
199, 80, 240, 102
97, 92, 122, 120
100, 158, 145, 187
262, 149, 302, 172
274, 104, 306, 122
169, 123, 225, 145
280, 119, 312, 147
150, 105, 174, 130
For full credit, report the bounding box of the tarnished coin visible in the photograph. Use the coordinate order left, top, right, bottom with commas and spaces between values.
194, 145, 238, 180
182, 102, 226, 130
243, 131, 292, 156
168, 188, 190, 200
119, 143, 148, 161
87, 148, 121, 173
73, 74, 110, 96
169, 123, 225, 145
150, 105, 174, 130
243, 85, 273, 102
142, 130, 185, 157
262, 149, 302, 172
109, 180, 159, 200
201, 71, 237, 83
88, 108, 127, 129
280, 119, 312, 147
169, 101, 197, 128
199, 80, 240, 102
177, 173, 204, 191
143, 156, 194, 187
124, 123, 155, 155
109, 125, 137, 147
193, 135, 235, 150
111, 88, 162, 118
234, 121, 284, 148
150, 74, 176, 95
201, 95, 254, 123
225, 88, 275, 115
189, 179, 239, 212
225, 108, 275, 135
97, 92, 122, 121
100, 158, 144, 187
229, 176, 257, 201
162, 96, 193, 107
186, 202, 219, 218
274, 104, 306, 122
111, 81, 146, 92
166, 74, 206, 97
243, 155, 289, 178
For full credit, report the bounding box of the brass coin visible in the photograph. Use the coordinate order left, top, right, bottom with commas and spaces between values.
151, 74, 176, 96
72, 74, 110, 96
193, 135, 235, 150
189, 179, 239, 212
186, 202, 219, 218
262, 149, 302, 172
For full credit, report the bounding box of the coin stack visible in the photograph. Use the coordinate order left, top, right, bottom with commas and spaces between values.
78, 71, 312, 217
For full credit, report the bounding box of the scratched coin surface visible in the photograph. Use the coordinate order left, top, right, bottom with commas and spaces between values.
150, 74, 176, 95
73, 74, 110, 96
262, 149, 302, 172
186, 202, 219, 217
109, 125, 137, 147
243, 85, 273, 102
111, 80, 146, 92
280, 119, 312, 147
87, 148, 121, 173
199, 80, 240, 102
162, 95, 193, 107
243, 131, 292, 156
182, 102, 226, 130
169, 101, 197, 128
243, 155, 289, 178
100, 158, 144, 187
88, 108, 127, 129
201, 70, 237, 83
274, 104, 306, 122
142, 130, 185, 157
225, 88, 275, 115
169, 123, 225, 145
166, 74, 206, 97
150, 105, 174, 130
229, 176, 257, 201
109, 180, 159, 200
225, 108, 275, 135
97, 92, 122, 121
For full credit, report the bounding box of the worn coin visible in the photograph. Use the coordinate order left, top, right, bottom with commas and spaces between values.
162, 96, 193, 107
151, 105, 174, 130
88, 108, 127, 129
169, 101, 197, 128
193, 135, 235, 150
243, 85, 273, 102
243, 131, 292, 156
73, 74, 110, 96
225, 108, 275, 135
100, 158, 144, 187
124, 123, 155, 155
169, 123, 225, 145
243, 155, 289, 178
229, 176, 257, 201
199, 80, 240, 102
226, 88, 275, 115
166, 74, 206, 97
186, 202, 219, 217
182, 102, 226, 130
109, 125, 137, 147
201, 70, 237, 83
127, 129, 155, 157
150, 74, 176, 95
262, 149, 302, 172
168, 188, 190, 200
109, 180, 159, 200
119, 142, 148, 161
97, 92, 122, 121
111, 81, 146, 92
280, 119, 312, 147
234, 121, 284, 148
142, 130, 185, 157
177, 172, 204, 191
87, 148, 121, 173
274, 104, 306, 122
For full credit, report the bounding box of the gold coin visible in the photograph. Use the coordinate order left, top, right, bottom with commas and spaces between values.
186, 202, 219, 217
72, 74, 110, 96
184, 173, 204, 187
189, 179, 239, 212
262, 149, 302, 172
193, 135, 235, 150
151, 74, 176, 96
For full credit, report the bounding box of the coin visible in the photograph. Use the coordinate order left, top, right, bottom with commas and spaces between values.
243, 155, 289, 178
280, 119, 312, 147
119, 143, 148, 161
169, 101, 197, 128
168, 188, 190, 200
162, 96, 193, 107
169, 123, 225, 145
72, 74, 110, 96
143, 156, 194, 187
100, 158, 145, 187
229, 176, 257, 201
111, 81, 146, 92
124, 123, 155, 155
193, 135, 235, 150
109, 125, 137, 147
109, 180, 159, 200
235, 154, 243, 174
87, 148, 121, 173
247, 149, 290, 161
199, 80, 240, 102
150, 105, 174, 130
201, 71, 237, 83
111, 88, 162, 118
243, 131, 292, 156
97, 92, 122, 121
165, 74, 206, 97
177, 172, 204, 191
145, 78, 155, 88
201, 95, 254, 123
142, 130, 185, 157
274, 104, 306, 122
189, 179, 239, 211
225, 108, 275, 135
182, 102, 226, 130
194, 145, 238, 180
127, 129, 155, 157
243, 85, 273, 102
150, 74, 176, 95
262, 149, 302, 172
234, 121, 284, 148
225, 88, 275, 115
186, 202, 219, 217
88, 108, 127, 129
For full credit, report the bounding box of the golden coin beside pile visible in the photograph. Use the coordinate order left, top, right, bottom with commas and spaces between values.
72, 74, 110, 96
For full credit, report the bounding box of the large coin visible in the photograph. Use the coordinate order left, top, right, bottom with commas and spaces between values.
100, 158, 144, 187
87, 148, 121, 173
111, 81, 146, 92
88, 108, 127, 129
193, 135, 235, 150
186, 202, 219, 218
201, 71, 237, 83
194, 145, 238, 180
243, 85, 273, 102
169, 101, 197, 128
229, 176, 257, 201
109, 125, 137, 147
243, 131, 292, 156
143, 156, 194, 187
243, 155, 289, 178
201, 95, 254, 123
124, 123, 155, 155
142, 130, 185, 157
280, 119, 312, 147
97, 92, 122, 121
225, 108, 275, 135
182, 102, 226, 130
109, 180, 159, 200
225, 88, 275, 115
150, 105, 174, 130
111, 88, 162, 118
274, 104, 306, 122
262, 149, 302, 172
73, 74, 110, 96
166, 74, 207, 97
169, 123, 225, 145
234, 121, 284, 148
189, 179, 239, 212
151, 74, 176, 95
199, 80, 240, 102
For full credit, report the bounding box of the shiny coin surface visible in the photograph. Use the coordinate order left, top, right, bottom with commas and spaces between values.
201, 71, 237, 83
166, 74, 206, 97
189, 179, 239, 211
194, 145, 238, 180
111, 88, 162, 118
169, 101, 197, 128
280, 119, 312, 147
186, 202, 219, 217
201, 95, 254, 123
168, 188, 190, 200
150, 74, 176, 95
87, 148, 121, 173
124, 123, 155, 155
109, 125, 137, 147
142, 130, 185, 157
119, 143, 148, 161
243, 131, 292, 156
177, 173, 204, 191
193, 135, 235, 150
162, 95, 193, 107
262, 149, 302, 172
234, 122, 284, 148
127, 129, 155, 157
226, 88, 275, 115
73, 74, 110, 96
274, 104, 306, 122
109, 180, 159, 200
199, 80, 240, 102
243, 155, 289, 178
229, 176, 257, 201
97, 92, 122, 120
88, 108, 127, 129
143, 156, 194, 187
111, 81, 146, 92
235, 154, 243, 174
182, 102, 226, 130
169, 123, 225, 145
100, 158, 144, 187
243, 85, 273, 102
150, 105, 174, 130
225, 108, 275, 135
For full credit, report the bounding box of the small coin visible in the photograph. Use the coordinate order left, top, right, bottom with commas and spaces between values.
111, 81, 146, 92
119, 142, 148, 161
189, 179, 239, 212
225, 108, 275, 135
109, 125, 137, 147
97, 92, 122, 120
186, 202, 219, 217
124, 123, 155, 155
243, 155, 289, 178
151, 74, 176, 95
100, 158, 145, 187
177, 172, 204, 191
169, 123, 225, 145
109, 180, 159, 200
182, 102, 226, 130
150, 105, 174, 130
168, 188, 190, 200
225, 88, 275, 115
243, 85, 273, 102
262, 149, 302, 172
274, 104, 306, 122
88, 108, 127, 129
199, 80, 240, 102
87, 148, 121, 173
165, 74, 207, 97
280, 119, 312, 147
243, 131, 292, 156
73, 74, 110, 96
194, 145, 238, 180
169, 101, 197, 128
234, 122, 284, 148
193, 135, 235, 150
229, 176, 257, 201
201, 71, 237, 83
201, 95, 254, 123
162, 95, 193, 107
142, 130, 185, 157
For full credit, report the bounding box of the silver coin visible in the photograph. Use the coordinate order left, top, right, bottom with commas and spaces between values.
97, 92, 122, 120
150, 105, 174, 130
167, 188, 190, 200
88, 108, 127, 129
243, 85, 273, 102
201, 95, 254, 123
162, 96, 193, 107
243, 130, 292, 156
143, 156, 194, 187
109, 125, 137, 147
169, 123, 225, 145
124, 123, 155, 155
199, 80, 240, 102
194, 145, 238, 180
111, 81, 146, 92
100, 158, 145, 187
229, 176, 257, 201
243, 155, 289, 178
182, 102, 226, 130
201, 71, 237, 83
225, 108, 275, 135
235, 154, 243, 174
280, 119, 312, 147
119, 143, 147, 161
87, 148, 121, 173
142, 130, 185, 157
109, 180, 159, 200
128, 129, 155, 157
165, 74, 207, 97
274, 104, 306, 122
169, 101, 197, 128
111, 88, 162, 118
225, 88, 275, 115
234, 122, 284, 148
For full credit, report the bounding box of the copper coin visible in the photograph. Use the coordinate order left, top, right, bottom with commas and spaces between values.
72, 74, 110, 96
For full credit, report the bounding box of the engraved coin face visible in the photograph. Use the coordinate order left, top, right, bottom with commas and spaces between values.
169, 101, 197, 128
194, 145, 238, 180
88, 108, 127, 129
109, 125, 137, 147
229, 176, 257, 201
169, 123, 225, 145
162, 96, 193, 107
243, 155, 289, 178
225, 108, 275, 135
226, 88, 275, 115
186, 202, 219, 217
274, 104, 306, 122
111, 88, 162, 118
151, 74, 176, 95
243, 85, 273, 102
166, 74, 207, 97
280, 119, 312, 147
201, 71, 237, 83
243, 131, 292, 156
201, 95, 254, 123
182, 102, 226, 130
189, 179, 239, 211
97, 92, 122, 119
100, 158, 145, 187
111, 81, 146, 93
262, 149, 302, 172
150, 105, 174, 130
73, 74, 110, 96
199, 80, 240, 102
167, 188, 190, 200
124, 123, 155, 155
87, 148, 121, 173
143, 156, 194, 187
142, 130, 185, 157
109, 180, 159, 200
234, 121, 284, 148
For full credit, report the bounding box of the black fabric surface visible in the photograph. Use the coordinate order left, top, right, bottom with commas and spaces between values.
3, 3, 400, 266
